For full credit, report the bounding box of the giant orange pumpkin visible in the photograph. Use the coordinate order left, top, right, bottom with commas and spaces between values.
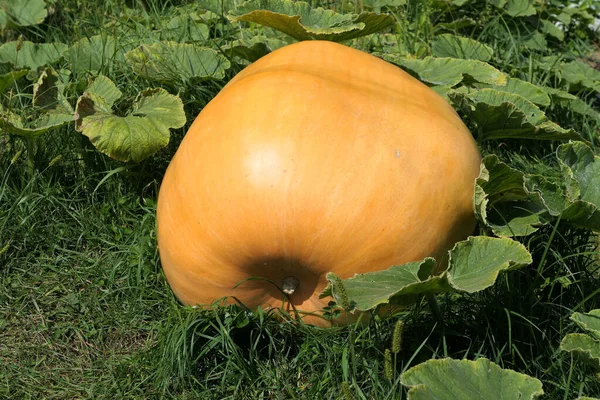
156, 40, 481, 327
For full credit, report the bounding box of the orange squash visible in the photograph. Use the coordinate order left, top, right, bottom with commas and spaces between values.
156, 40, 481, 327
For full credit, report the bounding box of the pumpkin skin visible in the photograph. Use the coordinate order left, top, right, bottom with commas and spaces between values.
156, 40, 481, 327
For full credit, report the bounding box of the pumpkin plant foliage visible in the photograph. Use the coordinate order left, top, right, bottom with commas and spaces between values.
401, 358, 544, 399
74, 75, 186, 163
228, 0, 396, 41
323, 236, 532, 312
560, 309, 600, 370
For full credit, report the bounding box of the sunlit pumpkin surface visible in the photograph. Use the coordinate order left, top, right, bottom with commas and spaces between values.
157, 40, 481, 326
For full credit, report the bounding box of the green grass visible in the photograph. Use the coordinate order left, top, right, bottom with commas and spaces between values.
1, 0, 600, 398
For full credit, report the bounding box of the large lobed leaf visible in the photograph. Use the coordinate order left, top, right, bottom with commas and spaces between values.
474, 143, 600, 236
64, 35, 122, 76
560, 333, 600, 369
382, 55, 506, 87
228, 0, 395, 42
74, 75, 186, 162
223, 34, 290, 63
447, 236, 532, 293
0, 0, 47, 29
401, 358, 544, 399
323, 258, 448, 311
0, 108, 73, 138
559, 61, 600, 93
449, 89, 582, 141
125, 41, 230, 82
473, 155, 558, 237
431, 34, 493, 62
489, 0, 536, 17
0, 68, 73, 138
571, 310, 600, 340
557, 142, 600, 232
323, 237, 532, 311
0, 41, 67, 71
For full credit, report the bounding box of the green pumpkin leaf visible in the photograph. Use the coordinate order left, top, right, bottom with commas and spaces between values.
0, 41, 67, 70
473, 155, 559, 237
571, 310, 600, 340
363, 0, 406, 12
401, 358, 544, 400
540, 19, 564, 41
322, 236, 532, 311
0, 69, 28, 93
223, 35, 290, 63
523, 31, 547, 52
228, 0, 395, 42
435, 17, 476, 32
543, 87, 600, 122
432, 34, 493, 62
449, 89, 583, 141
64, 35, 122, 76
477, 77, 551, 107
0, 0, 47, 28
560, 333, 600, 369
0, 106, 73, 139
557, 142, 600, 231
161, 13, 210, 42
74, 76, 186, 162
324, 259, 449, 312
381, 55, 506, 87
489, 0, 536, 17
446, 236, 532, 293
125, 41, 230, 82
32, 68, 73, 114
559, 61, 600, 93
84, 75, 122, 109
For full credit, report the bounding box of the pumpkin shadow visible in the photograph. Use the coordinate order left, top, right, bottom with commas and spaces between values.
241, 256, 321, 307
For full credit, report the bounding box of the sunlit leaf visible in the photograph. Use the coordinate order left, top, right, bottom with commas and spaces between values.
65, 35, 122, 76
401, 358, 544, 400
125, 41, 230, 82
74, 76, 186, 162
557, 142, 600, 231
449, 89, 583, 141
323, 259, 449, 312
228, 0, 395, 41
432, 34, 493, 62
363, 0, 406, 12
571, 310, 600, 340
478, 77, 551, 107
0, 41, 67, 70
322, 237, 532, 311
446, 236, 532, 293
560, 333, 600, 369
0, 0, 47, 28
381, 55, 506, 86
0, 106, 72, 139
